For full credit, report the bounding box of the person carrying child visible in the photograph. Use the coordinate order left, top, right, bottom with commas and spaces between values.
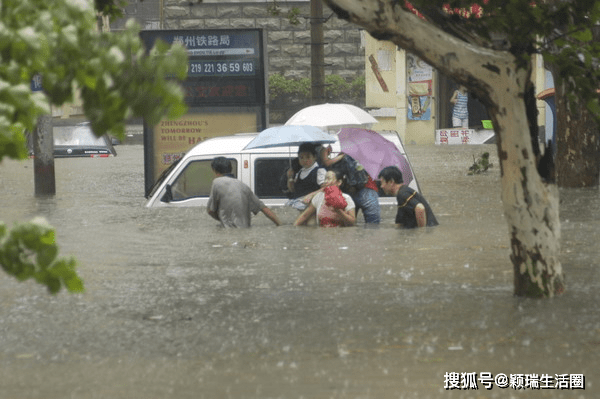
317, 144, 381, 224
293, 170, 356, 227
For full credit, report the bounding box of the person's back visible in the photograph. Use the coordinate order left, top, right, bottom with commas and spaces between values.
378, 166, 438, 228
207, 156, 281, 228
395, 185, 438, 228
317, 144, 380, 224
208, 176, 264, 228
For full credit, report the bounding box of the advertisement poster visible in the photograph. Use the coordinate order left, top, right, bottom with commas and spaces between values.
408, 94, 432, 121
152, 112, 258, 182
407, 54, 433, 121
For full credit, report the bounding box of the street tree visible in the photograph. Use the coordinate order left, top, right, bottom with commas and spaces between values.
322, 0, 600, 297
0, 0, 188, 293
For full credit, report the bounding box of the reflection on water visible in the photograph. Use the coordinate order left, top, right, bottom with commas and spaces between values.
0, 145, 598, 398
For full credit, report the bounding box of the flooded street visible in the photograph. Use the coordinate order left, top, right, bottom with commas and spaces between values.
0, 143, 598, 398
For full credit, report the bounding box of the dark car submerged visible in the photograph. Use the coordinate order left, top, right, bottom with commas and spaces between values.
53, 123, 117, 158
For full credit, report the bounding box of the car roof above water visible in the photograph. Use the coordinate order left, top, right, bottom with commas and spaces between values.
183, 131, 403, 159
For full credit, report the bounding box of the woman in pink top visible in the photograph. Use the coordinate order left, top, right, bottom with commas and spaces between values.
293, 170, 356, 227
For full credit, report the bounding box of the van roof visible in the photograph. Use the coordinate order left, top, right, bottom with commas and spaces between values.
184, 131, 404, 158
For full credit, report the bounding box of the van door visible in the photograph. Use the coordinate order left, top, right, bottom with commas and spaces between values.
239, 153, 252, 187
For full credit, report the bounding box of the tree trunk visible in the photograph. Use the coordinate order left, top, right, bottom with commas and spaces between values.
323, 0, 565, 297
494, 74, 564, 297
554, 80, 600, 188
33, 114, 56, 196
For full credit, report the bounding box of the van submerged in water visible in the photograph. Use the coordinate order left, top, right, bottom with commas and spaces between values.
144, 131, 420, 208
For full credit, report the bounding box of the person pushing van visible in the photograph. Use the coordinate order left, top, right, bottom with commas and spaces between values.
207, 157, 281, 228
378, 166, 439, 228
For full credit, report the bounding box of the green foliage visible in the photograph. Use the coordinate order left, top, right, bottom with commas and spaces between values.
0, 125, 28, 160
287, 7, 302, 26
0, 0, 188, 162
467, 152, 492, 175
350, 76, 366, 97
267, 1, 301, 25
269, 74, 311, 100
94, 0, 127, 19
269, 73, 365, 102
0, 218, 83, 294
0, 0, 189, 293
325, 75, 349, 98
267, 1, 281, 16
268, 73, 366, 123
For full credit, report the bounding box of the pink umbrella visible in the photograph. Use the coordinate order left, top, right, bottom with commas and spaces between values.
337, 128, 413, 185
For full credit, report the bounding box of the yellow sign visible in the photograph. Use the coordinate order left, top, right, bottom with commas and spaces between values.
152, 112, 258, 181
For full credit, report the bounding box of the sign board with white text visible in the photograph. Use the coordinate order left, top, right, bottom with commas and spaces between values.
140, 29, 267, 193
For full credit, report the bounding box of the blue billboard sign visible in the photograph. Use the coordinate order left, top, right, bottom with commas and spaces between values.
140, 29, 268, 194
140, 29, 266, 107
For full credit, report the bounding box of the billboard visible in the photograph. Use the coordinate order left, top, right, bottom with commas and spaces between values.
140, 29, 267, 193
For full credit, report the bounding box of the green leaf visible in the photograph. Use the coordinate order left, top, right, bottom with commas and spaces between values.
0, 219, 84, 294
37, 245, 58, 269
571, 28, 593, 42
586, 98, 600, 117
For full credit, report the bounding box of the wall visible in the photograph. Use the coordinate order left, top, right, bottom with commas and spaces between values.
365, 34, 437, 145
108, 0, 367, 124
112, 0, 365, 82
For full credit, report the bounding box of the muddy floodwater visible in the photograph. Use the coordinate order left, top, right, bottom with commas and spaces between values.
0, 144, 598, 398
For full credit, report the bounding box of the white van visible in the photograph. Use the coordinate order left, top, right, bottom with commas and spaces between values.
144, 131, 420, 208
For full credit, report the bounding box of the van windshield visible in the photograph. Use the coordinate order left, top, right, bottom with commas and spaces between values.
169, 159, 238, 201
145, 159, 181, 199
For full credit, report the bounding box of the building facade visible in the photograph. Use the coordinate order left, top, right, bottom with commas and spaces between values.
55, 1, 551, 146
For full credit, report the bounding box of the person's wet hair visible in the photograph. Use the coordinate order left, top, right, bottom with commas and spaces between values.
298, 142, 317, 157
211, 156, 232, 175
378, 166, 403, 184
323, 169, 345, 186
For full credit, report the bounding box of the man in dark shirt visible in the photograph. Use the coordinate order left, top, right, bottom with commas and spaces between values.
378, 166, 438, 228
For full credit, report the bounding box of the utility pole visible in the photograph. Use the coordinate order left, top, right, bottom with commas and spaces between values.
310, 0, 326, 105
33, 114, 56, 196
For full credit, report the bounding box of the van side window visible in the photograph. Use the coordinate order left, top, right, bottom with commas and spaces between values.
254, 158, 289, 198
170, 159, 238, 201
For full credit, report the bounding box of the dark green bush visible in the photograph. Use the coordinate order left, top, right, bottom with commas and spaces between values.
269, 74, 365, 124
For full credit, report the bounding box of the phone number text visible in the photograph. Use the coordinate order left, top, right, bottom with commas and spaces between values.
189, 61, 255, 76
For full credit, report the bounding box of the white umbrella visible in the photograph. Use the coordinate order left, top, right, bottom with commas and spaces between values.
244, 125, 336, 150
285, 103, 378, 131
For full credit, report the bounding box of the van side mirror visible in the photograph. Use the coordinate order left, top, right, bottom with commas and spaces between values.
161, 184, 173, 202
